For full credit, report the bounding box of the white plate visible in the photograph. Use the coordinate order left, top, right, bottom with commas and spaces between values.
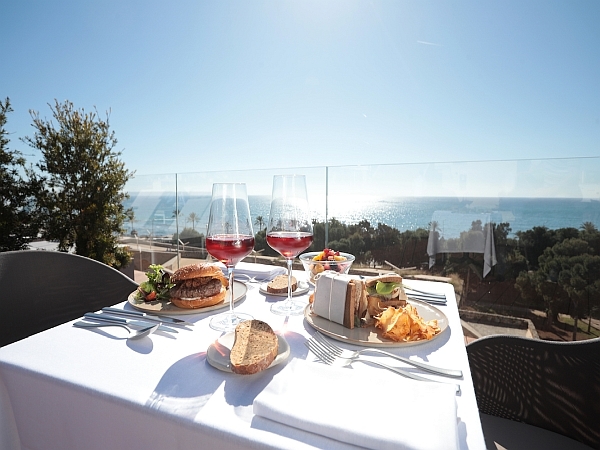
304, 299, 449, 347
206, 332, 290, 373
259, 280, 310, 297
128, 281, 248, 315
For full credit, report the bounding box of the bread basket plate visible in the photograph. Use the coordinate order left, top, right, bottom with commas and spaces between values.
128, 281, 247, 315
207, 333, 290, 373
304, 299, 448, 347
259, 280, 310, 297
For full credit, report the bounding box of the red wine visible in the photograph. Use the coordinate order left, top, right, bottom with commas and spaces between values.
206, 234, 255, 266
267, 232, 313, 258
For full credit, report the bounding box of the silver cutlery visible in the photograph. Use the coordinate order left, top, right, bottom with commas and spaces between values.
83, 313, 178, 333
233, 273, 275, 284
403, 285, 446, 299
313, 333, 462, 378
407, 295, 447, 306
403, 286, 447, 305
305, 338, 460, 393
73, 321, 159, 340
101, 307, 193, 326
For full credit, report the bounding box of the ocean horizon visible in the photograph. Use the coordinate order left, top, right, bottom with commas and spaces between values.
123, 194, 600, 239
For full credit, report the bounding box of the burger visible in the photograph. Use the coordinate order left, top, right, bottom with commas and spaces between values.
169, 263, 229, 309
365, 274, 407, 317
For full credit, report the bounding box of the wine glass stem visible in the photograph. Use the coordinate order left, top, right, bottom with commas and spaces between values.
228, 266, 235, 316
286, 258, 294, 306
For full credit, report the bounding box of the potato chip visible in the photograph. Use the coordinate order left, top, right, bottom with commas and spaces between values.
374, 305, 441, 342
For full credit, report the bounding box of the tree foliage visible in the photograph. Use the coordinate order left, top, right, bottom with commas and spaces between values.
23, 100, 134, 268
516, 236, 600, 337
0, 98, 39, 251
179, 227, 202, 239
548, 238, 600, 340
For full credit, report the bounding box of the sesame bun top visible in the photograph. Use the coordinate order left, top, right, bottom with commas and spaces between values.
170, 263, 227, 284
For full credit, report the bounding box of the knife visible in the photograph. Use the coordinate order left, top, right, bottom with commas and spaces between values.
83, 313, 179, 333
101, 307, 194, 327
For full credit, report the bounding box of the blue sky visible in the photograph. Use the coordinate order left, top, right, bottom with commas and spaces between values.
1, 0, 599, 177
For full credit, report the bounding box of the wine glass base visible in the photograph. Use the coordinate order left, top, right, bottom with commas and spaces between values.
270, 300, 305, 316
209, 312, 253, 332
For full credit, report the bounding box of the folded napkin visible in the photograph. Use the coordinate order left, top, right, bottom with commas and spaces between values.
254, 359, 459, 450
217, 262, 287, 282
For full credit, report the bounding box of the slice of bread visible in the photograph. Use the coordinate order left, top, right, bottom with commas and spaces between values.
312, 273, 366, 329
230, 320, 278, 375
266, 275, 297, 294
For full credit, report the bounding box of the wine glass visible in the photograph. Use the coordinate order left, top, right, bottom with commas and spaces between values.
205, 183, 255, 331
266, 175, 314, 316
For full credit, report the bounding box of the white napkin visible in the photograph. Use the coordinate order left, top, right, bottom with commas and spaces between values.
217, 262, 287, 281
253, 359, 459, 450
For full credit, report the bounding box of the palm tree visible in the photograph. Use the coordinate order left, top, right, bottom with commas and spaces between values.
188, 212, 199, 230
254, 215, 265, 231
429, 220, 442, 235
125, 208, 135, 234
580, 222, 598, 234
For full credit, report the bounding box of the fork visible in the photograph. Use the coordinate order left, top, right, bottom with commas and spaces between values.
313, 333, 463, 378
305, 339, 461, 393
402, 284, 447, 299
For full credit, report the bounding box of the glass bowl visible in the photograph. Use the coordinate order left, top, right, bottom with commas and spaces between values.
299, 251, 355, 284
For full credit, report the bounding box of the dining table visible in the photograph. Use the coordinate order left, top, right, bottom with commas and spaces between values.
0, 263, 486, 450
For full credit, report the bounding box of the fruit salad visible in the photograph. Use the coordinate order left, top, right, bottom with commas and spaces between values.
308, 248, 349, 279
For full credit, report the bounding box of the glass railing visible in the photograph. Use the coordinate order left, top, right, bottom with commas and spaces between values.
122, 157, 600, 341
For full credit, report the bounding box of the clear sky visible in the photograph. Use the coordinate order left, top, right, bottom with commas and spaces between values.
1, 0, 599, 177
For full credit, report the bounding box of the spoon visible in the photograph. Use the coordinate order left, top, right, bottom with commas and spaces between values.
73, 321, 159, 340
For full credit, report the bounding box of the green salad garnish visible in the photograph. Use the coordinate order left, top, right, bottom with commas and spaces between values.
367, 281, 402, 296
136, 264, 175, 302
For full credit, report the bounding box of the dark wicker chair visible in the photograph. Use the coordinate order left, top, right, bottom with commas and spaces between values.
467, 334, 600, 450
0, 250, 138, 347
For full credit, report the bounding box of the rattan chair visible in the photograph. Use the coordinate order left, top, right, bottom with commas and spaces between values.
467, 334, 600, 450
0, 250, 138, 347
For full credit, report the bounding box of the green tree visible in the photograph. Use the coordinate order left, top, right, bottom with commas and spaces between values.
23, 100, 134, 269
580, 222, 597, 234
516, 226, 558, 270
188, 212, 199, 230
579, 222, 600, 254
254, 215, 265, 232
550, 239, 600, 340
516, 270, 567, 330
428, 220, 442, 244
370, 223, 401, 265
328, 218, 348, 243
0, 98, 39, 251
534, 238, 600, 340
253, 229, 278, 257
347, 232, 366, 258
328, 238, 350, 253
125, 208, 135, 234
310, 219, 326, 251
179, 227, 201, 239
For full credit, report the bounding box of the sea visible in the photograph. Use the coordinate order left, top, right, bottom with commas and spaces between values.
122, 195, 600, 239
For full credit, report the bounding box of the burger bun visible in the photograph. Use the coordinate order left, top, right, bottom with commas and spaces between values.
170, 263, 228, 286
170, 287, 227, 309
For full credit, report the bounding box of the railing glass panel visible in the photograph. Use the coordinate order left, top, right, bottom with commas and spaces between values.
122, 157, 600, 341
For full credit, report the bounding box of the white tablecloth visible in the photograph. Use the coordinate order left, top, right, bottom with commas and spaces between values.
0, 266, 486, 450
